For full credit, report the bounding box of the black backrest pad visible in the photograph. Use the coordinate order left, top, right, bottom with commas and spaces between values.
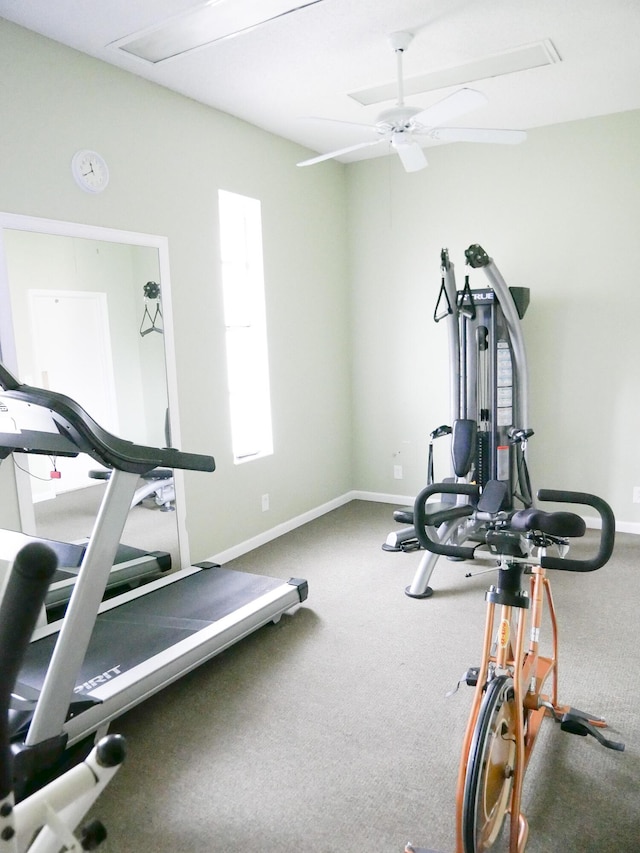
452, 419, 477, 477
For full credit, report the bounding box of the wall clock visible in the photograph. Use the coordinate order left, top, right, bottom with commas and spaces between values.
71, 150, 110, 193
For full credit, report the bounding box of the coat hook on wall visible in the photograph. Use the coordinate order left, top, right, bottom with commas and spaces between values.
139, 281, 163, 336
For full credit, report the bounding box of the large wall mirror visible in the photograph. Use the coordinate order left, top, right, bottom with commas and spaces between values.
0, 212, 188, 571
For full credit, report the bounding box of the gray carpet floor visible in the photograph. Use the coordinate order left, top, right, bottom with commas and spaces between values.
74, 500, 639, 852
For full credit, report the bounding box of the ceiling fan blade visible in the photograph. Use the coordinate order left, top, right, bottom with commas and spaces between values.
428, 127, 527, 144
411, 87, 488, 129
301, 116, 379, 135
392, 139, 428, 172
297, 139, 382, 167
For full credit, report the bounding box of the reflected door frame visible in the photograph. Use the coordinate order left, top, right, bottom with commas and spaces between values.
28, 288, 119, 500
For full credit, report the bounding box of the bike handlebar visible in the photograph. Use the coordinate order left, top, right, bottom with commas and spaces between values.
413, 482, 616, 572
413, 482, 480, 559
0, 543, 58, 799
537, 489, 616, 571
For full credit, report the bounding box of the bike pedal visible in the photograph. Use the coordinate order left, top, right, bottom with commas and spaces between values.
560, 713, 625, 751
445, 667, 479, 697
465, 667, 479, 686
565, 705, 605, 724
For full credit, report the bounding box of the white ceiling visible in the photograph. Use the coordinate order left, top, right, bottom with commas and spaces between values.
2, 0, 640, 165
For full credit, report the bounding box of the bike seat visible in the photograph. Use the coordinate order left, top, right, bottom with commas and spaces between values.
510, 508, 586, 538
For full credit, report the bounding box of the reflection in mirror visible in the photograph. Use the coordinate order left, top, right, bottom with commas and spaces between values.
0, 215, 186, 576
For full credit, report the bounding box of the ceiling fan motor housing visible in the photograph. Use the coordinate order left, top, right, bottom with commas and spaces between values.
376, 105, 422, 130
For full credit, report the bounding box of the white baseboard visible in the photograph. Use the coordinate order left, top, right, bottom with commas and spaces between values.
349, 490, 414, 506
210, 492, 355, 565
210, 490, 639, 565
588, 517, 640, 535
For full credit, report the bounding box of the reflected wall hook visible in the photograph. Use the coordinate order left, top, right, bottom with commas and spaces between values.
139, 281, 164, 336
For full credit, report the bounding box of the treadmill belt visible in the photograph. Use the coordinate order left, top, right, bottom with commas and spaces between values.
20, 567, 284, 695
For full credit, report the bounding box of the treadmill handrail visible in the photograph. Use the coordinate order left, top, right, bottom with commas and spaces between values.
0, 364, 215, 475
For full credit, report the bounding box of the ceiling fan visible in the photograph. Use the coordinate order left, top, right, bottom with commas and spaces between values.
297, 32, 527, 172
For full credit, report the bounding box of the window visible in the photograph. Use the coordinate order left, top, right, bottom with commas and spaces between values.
218, 190, 273, 462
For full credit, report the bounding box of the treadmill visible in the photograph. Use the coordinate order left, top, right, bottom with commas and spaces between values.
0, 363, 308, 788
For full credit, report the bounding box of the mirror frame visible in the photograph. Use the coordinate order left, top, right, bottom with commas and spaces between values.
0, 211, 191, 568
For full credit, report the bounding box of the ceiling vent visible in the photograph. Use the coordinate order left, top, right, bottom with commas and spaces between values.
348, 39, 561, 106
109, 0, 325, 63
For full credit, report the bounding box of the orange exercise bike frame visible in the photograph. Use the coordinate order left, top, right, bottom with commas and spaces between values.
406, 485, 621, 853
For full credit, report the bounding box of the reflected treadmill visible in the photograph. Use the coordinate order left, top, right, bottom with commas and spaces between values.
0, 363, 308, 786
0, 528, 172, 612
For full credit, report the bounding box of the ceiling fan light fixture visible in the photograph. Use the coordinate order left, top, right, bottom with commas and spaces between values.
390, 131, 412, 148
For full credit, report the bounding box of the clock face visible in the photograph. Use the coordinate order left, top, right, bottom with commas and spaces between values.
71, 150, 109, 193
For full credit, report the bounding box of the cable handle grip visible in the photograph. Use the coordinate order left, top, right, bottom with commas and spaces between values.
0, 542, 58, 799
537, 489, 616, 572
413, 482, 480, 559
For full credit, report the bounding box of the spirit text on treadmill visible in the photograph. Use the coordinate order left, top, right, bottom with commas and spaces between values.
74, 666, 123, 693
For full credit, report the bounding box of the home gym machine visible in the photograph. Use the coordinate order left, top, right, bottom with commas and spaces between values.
0, 362, 308, 795
384, 244, 534, 598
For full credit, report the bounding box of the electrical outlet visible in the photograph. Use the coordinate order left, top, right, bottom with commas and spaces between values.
394, 465, 403, 480
633, 487, 640, 504
261, 493, 270, 512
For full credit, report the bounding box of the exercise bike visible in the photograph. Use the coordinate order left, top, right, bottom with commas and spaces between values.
0, 542, 125, 851
405, 481, 623, 853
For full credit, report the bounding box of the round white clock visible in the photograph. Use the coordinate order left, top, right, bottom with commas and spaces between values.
71, 150, 109, 193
